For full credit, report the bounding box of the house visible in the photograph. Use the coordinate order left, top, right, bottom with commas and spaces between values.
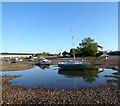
97, 45, 103, 53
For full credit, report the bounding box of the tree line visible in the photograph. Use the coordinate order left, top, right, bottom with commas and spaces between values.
34, 37, 119, 58
62, 37, 102, 57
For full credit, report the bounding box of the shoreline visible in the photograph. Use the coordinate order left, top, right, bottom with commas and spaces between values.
1, 75, 120, 105
1, 56, 119, 71
1, 56, 120, 105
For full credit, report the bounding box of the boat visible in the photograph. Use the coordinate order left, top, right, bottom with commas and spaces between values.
58, 29, 88, 69
39, 57, 51, 65
97, 53, 109, 60
58, 60, 88, 69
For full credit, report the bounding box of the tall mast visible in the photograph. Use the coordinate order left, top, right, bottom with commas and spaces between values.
71, 28, 75, 61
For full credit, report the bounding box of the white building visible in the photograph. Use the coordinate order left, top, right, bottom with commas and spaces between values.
0, 53, 34, 60
97, 45, 103, 53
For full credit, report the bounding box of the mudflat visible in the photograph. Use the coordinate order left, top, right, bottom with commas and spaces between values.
1, 56, 120, 105
1, 75, 120, 105
1, 55, 120, 71
1, 60, 34, 71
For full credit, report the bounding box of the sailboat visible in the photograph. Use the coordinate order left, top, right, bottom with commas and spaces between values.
58, 29, 88, 70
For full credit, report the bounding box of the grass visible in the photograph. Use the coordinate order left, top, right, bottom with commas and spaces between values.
1, 60, 34, 71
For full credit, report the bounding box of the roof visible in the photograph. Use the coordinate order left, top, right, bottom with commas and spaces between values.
97, 45, 103, 49
0, 52, 34, 55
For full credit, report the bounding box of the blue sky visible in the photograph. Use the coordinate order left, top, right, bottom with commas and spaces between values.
2, 2, 118, 53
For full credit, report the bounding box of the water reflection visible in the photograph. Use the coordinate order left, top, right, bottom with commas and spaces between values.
58, 68, 103, 83
106, 70, 120, 87
37, 64, 50, 70
0, 67, 118, 89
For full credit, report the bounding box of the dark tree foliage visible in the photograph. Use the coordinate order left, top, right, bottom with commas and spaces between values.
69, 48, 80, 57
96, 51, 104, 57
62, 51, 68, 57
108, 51, 120, 55
78, 37, 98, 56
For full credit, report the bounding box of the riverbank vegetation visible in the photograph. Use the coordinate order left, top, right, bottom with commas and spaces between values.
34, 52, 59, 58
61, 37, 119, 58
33, 37, 119, 58
62, 37, 102, 57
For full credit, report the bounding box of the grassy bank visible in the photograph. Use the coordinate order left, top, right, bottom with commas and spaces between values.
1, 60, 34, 71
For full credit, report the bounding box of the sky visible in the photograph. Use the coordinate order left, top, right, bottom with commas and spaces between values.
2, 2, 118, 54
2, 0, 120, 2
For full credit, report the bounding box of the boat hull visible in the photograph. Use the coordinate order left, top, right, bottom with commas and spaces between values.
58, 63, 88, 69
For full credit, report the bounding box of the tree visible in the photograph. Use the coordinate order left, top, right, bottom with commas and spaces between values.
62, 51, 68, 57
34, 53, 41, 57
79, 37, 98, 56
70, 48, 80, 57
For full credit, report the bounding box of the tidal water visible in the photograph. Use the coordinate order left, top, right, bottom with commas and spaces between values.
0, 65, 118, 89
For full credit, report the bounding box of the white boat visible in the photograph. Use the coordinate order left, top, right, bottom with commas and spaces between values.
39, 57, 51, 65
58, 29, 88, 69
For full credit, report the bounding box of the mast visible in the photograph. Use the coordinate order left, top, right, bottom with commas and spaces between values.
71, 28, 75, 61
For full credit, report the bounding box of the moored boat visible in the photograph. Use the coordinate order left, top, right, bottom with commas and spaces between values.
58, 28, 88, 69
58, 60, 88, 69
39, 57, 51, 65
